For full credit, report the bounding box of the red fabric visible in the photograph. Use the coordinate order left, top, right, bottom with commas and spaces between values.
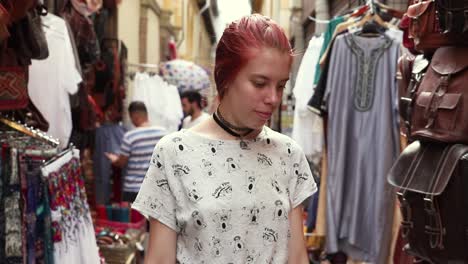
399, 14, 420, 54
168, 40, 177, 60
393, 228, 415, 264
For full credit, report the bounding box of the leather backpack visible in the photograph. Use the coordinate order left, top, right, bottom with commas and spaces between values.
398, 54, 429, 137
435, 0, 468, 34
407, 0, 467, 53
410, 46, 468, 144
388, 140, 468, 263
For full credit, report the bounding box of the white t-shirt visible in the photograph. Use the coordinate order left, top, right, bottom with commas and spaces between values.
182, 112, 210, 129
132, 126, 317, 263
28, 14, 82, 149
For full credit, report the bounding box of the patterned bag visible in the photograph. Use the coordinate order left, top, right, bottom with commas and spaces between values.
0, 66, 28, 110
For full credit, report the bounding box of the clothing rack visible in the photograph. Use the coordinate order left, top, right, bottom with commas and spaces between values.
126, 62, 161, 80
41, 143, 74, 167
308, 16, 331, 24
127, 62, 160, 69
0, 115, 60, 146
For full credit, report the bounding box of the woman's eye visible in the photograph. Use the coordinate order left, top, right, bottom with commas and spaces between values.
253, 81, 266, 88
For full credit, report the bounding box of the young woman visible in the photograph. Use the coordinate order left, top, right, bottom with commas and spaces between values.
132, 14, 317, 264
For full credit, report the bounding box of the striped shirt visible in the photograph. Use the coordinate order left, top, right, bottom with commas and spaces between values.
119, 126, 166, 193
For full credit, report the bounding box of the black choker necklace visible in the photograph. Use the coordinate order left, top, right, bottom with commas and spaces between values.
216, 108, 252, 132
213, 110, 253, 149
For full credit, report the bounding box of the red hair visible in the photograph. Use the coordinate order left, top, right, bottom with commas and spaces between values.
214, 14, 293, 99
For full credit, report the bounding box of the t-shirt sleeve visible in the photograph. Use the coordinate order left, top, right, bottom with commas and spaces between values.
131, 142, 179, 232
289, 146, 318, 208
118, 133, 131, 157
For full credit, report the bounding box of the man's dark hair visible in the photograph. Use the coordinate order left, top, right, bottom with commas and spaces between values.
180, 91, 202, 109
128, 101, 148, 114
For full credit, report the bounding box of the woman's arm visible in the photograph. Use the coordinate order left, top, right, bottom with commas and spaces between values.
144, 218, 177, 264
288, 205, 310, 264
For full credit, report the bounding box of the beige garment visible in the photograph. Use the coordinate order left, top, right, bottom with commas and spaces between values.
315, 146, 328, 236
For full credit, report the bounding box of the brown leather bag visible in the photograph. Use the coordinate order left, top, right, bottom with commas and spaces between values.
388, 140, 468, 263
407, 0, 453, 52
410, 46, 468, 144
398, 54, 429, 137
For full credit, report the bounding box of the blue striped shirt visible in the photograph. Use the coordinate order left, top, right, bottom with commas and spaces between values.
119, 126, 166, 193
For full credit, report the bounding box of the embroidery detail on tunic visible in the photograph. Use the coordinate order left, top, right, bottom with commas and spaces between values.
345, 34, 393, 112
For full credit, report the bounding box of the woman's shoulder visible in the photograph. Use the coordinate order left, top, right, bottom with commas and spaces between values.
155, 130, 189, 147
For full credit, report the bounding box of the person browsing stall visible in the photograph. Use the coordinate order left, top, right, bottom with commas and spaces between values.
105, 101, 166, 202
132, 14, 317, 263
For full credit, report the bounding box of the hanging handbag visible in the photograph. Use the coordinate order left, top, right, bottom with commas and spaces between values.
435, 0, 468, 34
15, 6, 49, 60
388, 140, 468, 263
410, 46, 468, 144
407, 0, 453, 52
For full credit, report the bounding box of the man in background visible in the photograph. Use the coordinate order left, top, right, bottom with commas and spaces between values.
180, 90, 210, 129
105, 101, 166, 202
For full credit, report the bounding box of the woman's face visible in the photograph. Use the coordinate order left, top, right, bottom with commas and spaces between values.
221, 47, 291, 130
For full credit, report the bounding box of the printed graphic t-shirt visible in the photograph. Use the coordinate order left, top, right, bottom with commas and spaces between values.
132, 126, 317, 263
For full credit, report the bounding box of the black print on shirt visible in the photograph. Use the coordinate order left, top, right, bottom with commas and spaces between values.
292, 163, 300, 177
225, 157, 240, 173
156, 179, 171, 194
232, 236, 245, 254
273, 200, 287, 221
192, 210, 207, 230
144, 196, 162, 211
246, 249, 260, 264
286, 142, 293, 157
263, 228, 278, 245
172, 164, 190, 177
212, 182, 233, 199
271, 178, 283, 194
206, 142, 223, 156
188, 186, 203, 203
213, 209, 232, 232
297, 172, 309, 186
245, 174, 257, 194
176, 219, 187, 235
242, 204, 265, 225
172, 137, 193, 155
151, 153, 164, 169
210, 236, 223, 258
257, 153, 273, 167
201, 159, 216, 178
279, 157, 288, 176
194, 238, 204, 254
262, 137, 277, 148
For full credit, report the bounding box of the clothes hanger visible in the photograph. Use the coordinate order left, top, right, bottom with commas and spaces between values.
41, 143, 74, 167
0, 115, 60, 146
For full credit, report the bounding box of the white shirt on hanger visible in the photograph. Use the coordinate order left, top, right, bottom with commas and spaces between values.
131, 72, 183, 132
291, 35, 325, 162
28, 13, 82, 149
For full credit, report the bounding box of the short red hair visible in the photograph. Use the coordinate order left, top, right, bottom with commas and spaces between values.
214, 14, 293, 99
